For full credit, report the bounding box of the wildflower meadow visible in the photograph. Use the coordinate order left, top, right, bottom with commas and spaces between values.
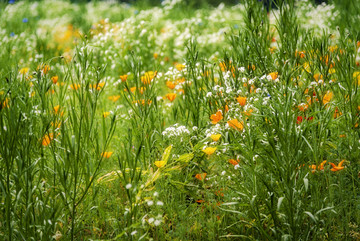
1, 0, 360, 240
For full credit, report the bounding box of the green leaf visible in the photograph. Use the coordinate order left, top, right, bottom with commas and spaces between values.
177, 152, 194, 163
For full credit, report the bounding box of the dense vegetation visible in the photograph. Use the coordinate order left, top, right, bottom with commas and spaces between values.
1, 0, 360, 240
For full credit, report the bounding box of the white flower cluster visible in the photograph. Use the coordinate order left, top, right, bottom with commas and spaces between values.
162, 124, 190, 138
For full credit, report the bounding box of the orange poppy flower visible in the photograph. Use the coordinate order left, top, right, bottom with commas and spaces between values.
108, 95, 121, 102
236, 96, 246, 107
195, 173, 207, 181
333, 108, 342, 118
165, 93, 177, 102
210, 110, 223, 124
42, 133, 56, 146
166, 81, 176, 89
101, 152, 113, 158
322, 91, 333, 105
90, 82, 105, 91
228, 159, 239, 166
227, 119, 244, 131
330, 160, 345, 172
141, 71, 157, 85
70, 84, 80, 90
120, 75, 128, 82
51, 76, 58, 84
298, 103, 308, 112
269, 72, 278, 80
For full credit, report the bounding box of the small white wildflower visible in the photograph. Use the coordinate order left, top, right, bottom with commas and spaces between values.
131, 230, 137, 236
234, 164, 240, 170
154, 220, 161, 226
156, 201, 164, 206
125, 183, 132, 189
206, 92, 212, 97
147, 200, 154, 206
153, 192, 159, 197
221, 171, 226, 176
148, 218, 154, 224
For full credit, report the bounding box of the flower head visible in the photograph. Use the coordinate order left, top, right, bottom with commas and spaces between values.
236, 96, 246, 107
227, 119, 244, 131
269, 72, 278, 80
51, 76, 58, 84
154, 160, 166, 168
165, 93, 177, 102
202, 147, 217, 155
103, 112, 110, 118
195, 173, 207, 181
210, 134, 221, 142
42, 133, 55, 146
101, 152, 113, 158
330, 160, 345, 172
120, 75, 128, 82
210, 110, 223, 124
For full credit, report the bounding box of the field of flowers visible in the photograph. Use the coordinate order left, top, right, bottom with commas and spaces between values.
1, 0, 360, 240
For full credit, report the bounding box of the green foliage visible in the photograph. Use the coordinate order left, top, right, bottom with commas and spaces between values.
1, 0, 360, 240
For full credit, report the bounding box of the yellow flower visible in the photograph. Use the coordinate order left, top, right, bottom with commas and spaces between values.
54, 105, 60, 115
210, 134, 221, 142
154, 160, 166, 168
313, 73, 323, 81
322, 91, 333, 105
353, 71, 360, 85
141, 71, 157, 84
101, 152, 113, 158
90, 82, 105, 91
19, 67, 29, 75
103, 112, 110, 118
202, 147, 217, 155
175, 64, 185, 71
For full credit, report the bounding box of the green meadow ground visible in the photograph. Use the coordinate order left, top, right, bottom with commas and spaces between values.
1, 0, 360, 240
